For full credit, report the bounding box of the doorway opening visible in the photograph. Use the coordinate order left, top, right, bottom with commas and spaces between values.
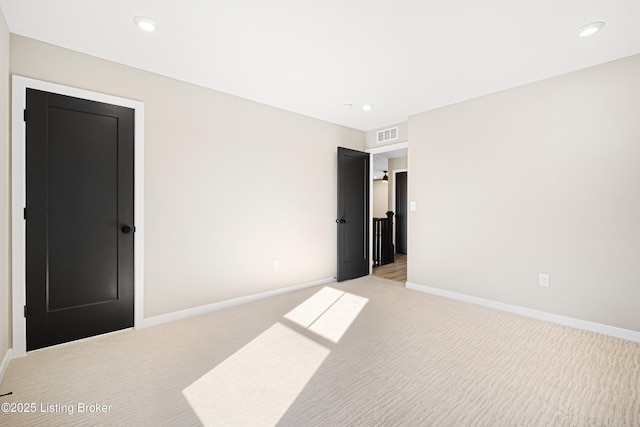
368, 142, 408, 283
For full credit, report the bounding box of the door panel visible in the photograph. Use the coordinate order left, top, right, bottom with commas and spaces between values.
337, 147, 370, 281
396, 172, 407, 254
48, 108, 119, 310
26, 89, 134, 351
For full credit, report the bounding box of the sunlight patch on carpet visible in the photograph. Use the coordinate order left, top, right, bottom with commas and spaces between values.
286, 286, 369, 343
182, 286, 369, 426
307, 291, 368, 343
183, 322, 329, 426
284, 286, 344, 327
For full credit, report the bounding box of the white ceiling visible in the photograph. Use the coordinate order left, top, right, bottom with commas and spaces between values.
1, 0, 639, 131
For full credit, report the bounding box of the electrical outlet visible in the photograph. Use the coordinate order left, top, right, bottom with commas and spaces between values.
539, 273, 550, 288
273, 260, 280, 271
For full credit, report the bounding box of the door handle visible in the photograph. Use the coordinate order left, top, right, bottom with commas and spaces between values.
121, 225, 132, 234
336, 219, 346, 224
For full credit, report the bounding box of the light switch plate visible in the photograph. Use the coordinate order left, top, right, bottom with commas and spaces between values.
539, 273, 550, 287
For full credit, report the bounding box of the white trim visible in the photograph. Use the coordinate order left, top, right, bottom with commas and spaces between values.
367, 141, 408, 155
406, 282, 640, 343
11, 75, 145, 358
144, 277, 335, 328
367, 152, 374, 274
0, 348, 12, 383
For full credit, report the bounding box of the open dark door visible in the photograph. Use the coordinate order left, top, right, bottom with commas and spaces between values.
395, 171, 407, 254
337, 147, 370, 282
25, 89, 134, 351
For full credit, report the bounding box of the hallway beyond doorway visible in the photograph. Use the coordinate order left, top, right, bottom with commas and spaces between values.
372, 253, 406, 282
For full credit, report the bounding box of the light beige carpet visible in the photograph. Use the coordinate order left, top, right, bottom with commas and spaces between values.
1, 276, 638, 426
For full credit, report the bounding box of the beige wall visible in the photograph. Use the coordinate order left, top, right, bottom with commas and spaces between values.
0, 7, 9, 356
373, 180, 389, 217
408, 54, 640, 332
10, 35, 364, 318
388, 156, 407, 171
365, 121, 408, 149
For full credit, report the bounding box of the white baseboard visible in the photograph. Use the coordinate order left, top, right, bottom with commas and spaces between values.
406, 282, 640, 343
143, 277, 336, 328
0, 348, 12, 384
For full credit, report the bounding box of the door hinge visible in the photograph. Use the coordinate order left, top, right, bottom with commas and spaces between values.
23, 207, 27, 220
23, 109, 27, 122
24, 305, 27, 318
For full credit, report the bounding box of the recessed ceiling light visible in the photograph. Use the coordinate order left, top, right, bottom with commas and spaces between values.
134, 16, 157, 32
577, 21, 604, 37
341, 103, 353, 108
362, 104, 373, 112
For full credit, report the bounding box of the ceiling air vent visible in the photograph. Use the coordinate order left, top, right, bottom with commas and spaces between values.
377, 127, 398, 143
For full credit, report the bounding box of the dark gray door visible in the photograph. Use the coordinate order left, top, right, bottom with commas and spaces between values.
395, 171, 407, 254
337, 147, 370, 281
25, 89, 135, 351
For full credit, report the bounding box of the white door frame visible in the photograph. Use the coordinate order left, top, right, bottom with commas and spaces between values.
11, 75, 145, 358
366, 141, 408, 273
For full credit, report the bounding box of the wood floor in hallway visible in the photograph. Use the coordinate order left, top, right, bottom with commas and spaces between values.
373, 253, 406, 282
